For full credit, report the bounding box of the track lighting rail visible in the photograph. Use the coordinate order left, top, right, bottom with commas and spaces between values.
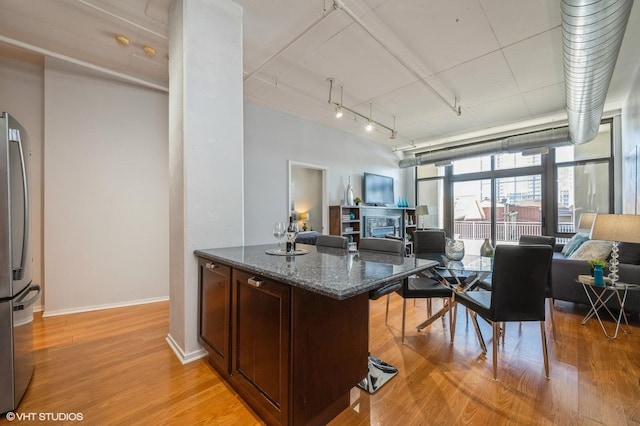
327, 78, 397, 139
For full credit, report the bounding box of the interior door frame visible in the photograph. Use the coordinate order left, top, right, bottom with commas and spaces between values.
287, 161, 329, 234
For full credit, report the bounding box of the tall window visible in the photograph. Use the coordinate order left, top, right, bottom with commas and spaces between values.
554, 122, 612, 236
415, 121, 614, 246
416, 163, 445, 229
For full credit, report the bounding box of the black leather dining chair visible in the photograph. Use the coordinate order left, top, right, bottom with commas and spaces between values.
384, 230, 455, 341
413, 230, 446, 254
390, 230, 456, 338
357, 237, 405, 393
452, 244, 553, 380
519, 235, 557, 339
315, 234, 348, 249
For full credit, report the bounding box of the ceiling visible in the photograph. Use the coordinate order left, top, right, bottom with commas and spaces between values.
1, 0, 639, 152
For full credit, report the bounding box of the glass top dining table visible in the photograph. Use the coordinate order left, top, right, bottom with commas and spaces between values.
415, 252, 494, 352
415, 253, 494, 289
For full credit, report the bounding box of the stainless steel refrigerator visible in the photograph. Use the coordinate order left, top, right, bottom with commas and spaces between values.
0, 112, 40, 414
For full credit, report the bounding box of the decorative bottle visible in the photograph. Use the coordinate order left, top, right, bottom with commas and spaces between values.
285, 215, 297, 253
347, 177, 354, 205
480, 238, 494, 257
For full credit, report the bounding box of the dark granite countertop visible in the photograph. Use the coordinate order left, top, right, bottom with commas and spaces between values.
195, 244, 438, 300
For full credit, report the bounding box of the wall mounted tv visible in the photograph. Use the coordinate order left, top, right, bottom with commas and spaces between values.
363, 173, 394, 206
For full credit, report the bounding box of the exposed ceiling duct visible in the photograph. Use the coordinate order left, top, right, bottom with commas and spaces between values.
400, 0, 632, 168
562, 0, 633, 144
399, 128, 571, 168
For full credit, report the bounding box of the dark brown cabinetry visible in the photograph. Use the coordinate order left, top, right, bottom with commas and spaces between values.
197, 255, 369, 426
232, 269, 291, 425
197, 258, 231, 375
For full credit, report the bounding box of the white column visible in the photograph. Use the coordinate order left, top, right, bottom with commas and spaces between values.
167, 0, 244, 363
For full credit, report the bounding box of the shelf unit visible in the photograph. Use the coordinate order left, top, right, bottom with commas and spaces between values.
329, 205, 417, 250
329, 205, 361, 245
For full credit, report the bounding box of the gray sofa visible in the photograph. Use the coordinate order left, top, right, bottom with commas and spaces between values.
552, 244, 640, 314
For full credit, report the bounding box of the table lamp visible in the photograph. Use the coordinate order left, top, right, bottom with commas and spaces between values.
300, 212, 309, 231
577, 212, 597, 231
589, 214, 640, 285
415, 205, 429, 229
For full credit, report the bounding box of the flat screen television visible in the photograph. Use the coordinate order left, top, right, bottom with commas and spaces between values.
363, 173, 394, 206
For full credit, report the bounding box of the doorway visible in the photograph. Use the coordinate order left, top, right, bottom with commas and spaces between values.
288, 161, 328, 233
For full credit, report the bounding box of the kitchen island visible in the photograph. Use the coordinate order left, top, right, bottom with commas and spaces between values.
195, 244, 437, 426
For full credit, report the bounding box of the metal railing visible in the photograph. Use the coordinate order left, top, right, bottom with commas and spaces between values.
454, 220, 577, 242
454, 221, 541, 242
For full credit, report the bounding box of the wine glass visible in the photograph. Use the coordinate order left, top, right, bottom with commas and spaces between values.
285, 222, 299, 253
273, 222, 285, 253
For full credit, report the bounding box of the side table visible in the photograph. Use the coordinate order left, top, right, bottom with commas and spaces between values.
577, 276, 639, 338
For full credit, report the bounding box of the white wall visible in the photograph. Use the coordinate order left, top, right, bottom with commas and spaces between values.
0, 56, 44, 310
43, 61, 169, 315
244, 101, 404, 245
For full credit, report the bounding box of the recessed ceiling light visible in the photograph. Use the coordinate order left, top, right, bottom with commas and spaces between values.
115, 34, 130, 46
143, 45, 156, 56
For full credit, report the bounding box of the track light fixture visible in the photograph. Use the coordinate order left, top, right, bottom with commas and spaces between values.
335, 86, 344, 118
326, 78, 398, 140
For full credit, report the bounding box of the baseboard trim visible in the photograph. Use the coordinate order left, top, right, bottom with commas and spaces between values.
42, 296, 169, 318
165, 333, 207, 365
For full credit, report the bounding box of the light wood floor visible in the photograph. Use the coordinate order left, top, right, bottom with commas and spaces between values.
3, 296, 640, 425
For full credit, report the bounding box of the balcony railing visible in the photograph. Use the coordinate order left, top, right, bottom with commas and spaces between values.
453, 220, 576, 242
454, 221, 538, 241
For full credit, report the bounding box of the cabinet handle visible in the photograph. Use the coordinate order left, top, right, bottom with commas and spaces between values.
247, 277, 264, 288
205, 262, 218, 270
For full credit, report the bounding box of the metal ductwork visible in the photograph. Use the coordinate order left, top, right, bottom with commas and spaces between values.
401, 0, 632, 168
399, 128, 571, 168
562, 0, 634, 144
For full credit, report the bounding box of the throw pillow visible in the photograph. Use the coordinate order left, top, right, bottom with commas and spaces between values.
561, 233, 590, 257
616, 242, 640, 265
569, 240, 613, 261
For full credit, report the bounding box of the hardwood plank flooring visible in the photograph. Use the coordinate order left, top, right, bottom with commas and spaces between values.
2, 296, 640, 425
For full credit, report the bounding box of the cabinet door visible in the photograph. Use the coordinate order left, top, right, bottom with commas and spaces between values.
231, 270, 290, 425
198, 258, 231, 375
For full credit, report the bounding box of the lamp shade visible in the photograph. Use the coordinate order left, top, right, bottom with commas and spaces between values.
577, 212, 597, 231
415, 205, 429, 216
300, 212, 309, 221
589, 214, 640, 243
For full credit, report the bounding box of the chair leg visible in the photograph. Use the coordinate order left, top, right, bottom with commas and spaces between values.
470, 312, 487, 353
450, 300, 458, 343
547, 298, 557, 340
427, 299, 432, 317
385, 294, 390, 325
448, 298, 454, 342
401, 299, 407, 343
492, 321, 499, 381
540, 321, 550, 379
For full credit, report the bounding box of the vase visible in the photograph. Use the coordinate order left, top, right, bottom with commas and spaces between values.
593, 264, 604, 286
480, 238, 494, 257
347, 177, 354, 206
445, 238, 465, 261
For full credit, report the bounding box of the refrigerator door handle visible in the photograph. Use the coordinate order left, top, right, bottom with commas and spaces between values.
13, 284, 40, 311
9, 129, 29, 281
